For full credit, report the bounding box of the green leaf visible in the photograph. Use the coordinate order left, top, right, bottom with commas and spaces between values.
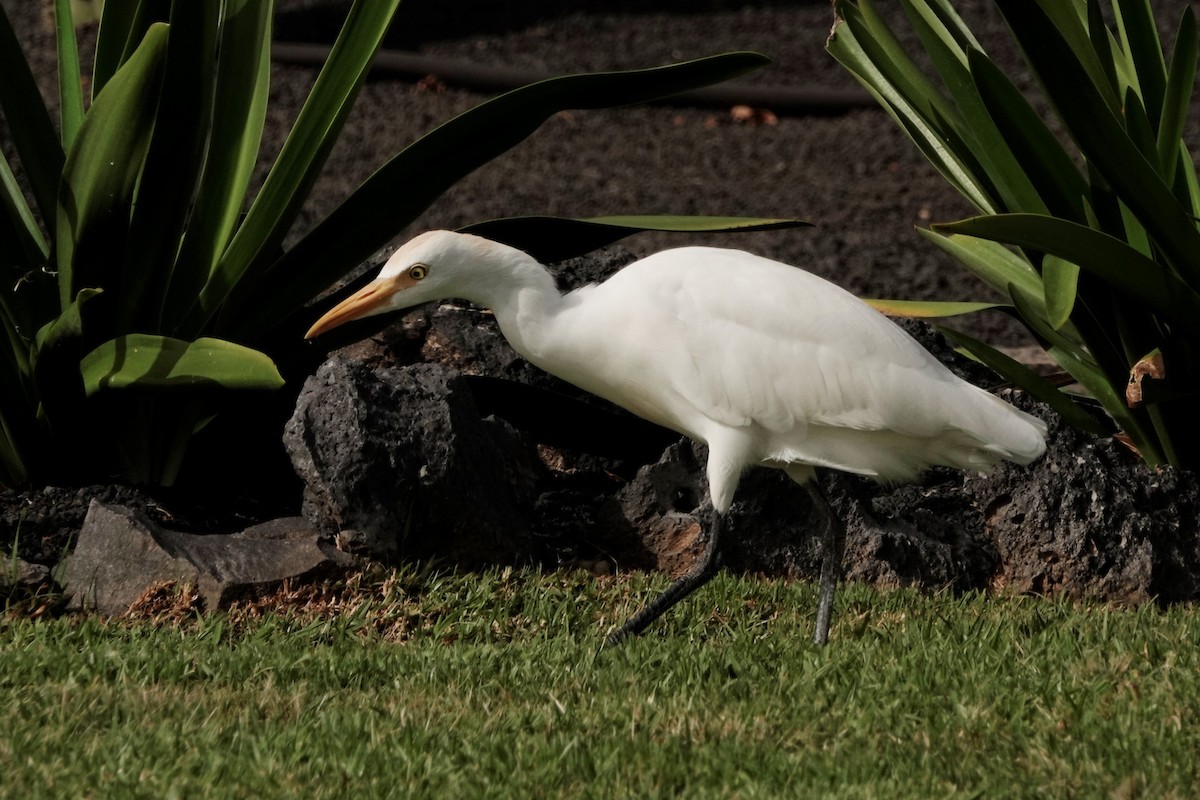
1016, 0, 1122, 113
968, 49, 1090, 221
203, 0, 403, 329
0, 408, 29, 486
937, 324, 1111, 436
936, 214, 1200, 337
861, 298, 1004, 317
915, 227, 1043, 301
1007, 283, 1166, 462
1042, 255, 1080, 329
217, 52, 775, 338
1157, 7, 1197, 185
458, 215, 810, 264
80, 335, 284, 396
119, 1, 223, 330
851, 0, 961, 126
1180, 144, 1200, 219
899, 2, 1045, 215
0, 293, 36, 435
93, 0, 170, 100
168, 0, 274, 329
91, 0, 141, 97
31, 288, 102, 437
829, 3, 996, 213
1123, 88, 1160, 167
0, 291, 40, 486
1086, 0, 1123, 101
53, 0, 84, 150
0, 149, 49, 270
0, 3, 66, 226
920, 0, 984, 52
55, 23, 168, 311
994, 0, 1200, 283
1112, 0, 1168, 120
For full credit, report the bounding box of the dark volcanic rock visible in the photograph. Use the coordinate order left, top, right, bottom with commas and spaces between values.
963, 396, 1200, 604
285, 358, 539, 564
598, 438, 996, 592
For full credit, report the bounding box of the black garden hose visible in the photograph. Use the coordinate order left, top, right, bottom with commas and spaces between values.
271, 42, 877, 116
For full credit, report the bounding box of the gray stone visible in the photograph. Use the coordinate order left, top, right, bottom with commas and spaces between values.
0, 556, 51, 594
62, 501, 355, 615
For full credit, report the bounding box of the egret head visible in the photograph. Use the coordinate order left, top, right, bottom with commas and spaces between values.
305, 230, 519, 339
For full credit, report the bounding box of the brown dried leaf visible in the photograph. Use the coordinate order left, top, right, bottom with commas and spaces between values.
1126, 350, 1165, 408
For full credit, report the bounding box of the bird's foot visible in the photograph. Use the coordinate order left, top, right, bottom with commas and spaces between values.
602, 512, 725, 648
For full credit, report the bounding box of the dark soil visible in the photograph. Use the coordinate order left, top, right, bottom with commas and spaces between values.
3, 1, 1198, 601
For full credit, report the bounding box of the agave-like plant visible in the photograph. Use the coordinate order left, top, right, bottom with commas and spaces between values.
0, 0, 801, 488
829, 0, 1200, 468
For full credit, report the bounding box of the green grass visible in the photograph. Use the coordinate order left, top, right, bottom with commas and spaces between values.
2, 567, 1197, 799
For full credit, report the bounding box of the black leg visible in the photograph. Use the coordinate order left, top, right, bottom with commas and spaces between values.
605, 509, 724, 647
806, 481, 845, 646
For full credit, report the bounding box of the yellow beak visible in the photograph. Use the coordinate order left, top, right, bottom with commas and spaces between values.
305, 275, 407, 339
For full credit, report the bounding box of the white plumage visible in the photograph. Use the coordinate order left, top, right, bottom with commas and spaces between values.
306, 230, 1047, 644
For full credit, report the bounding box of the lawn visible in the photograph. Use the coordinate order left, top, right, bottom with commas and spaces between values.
2, 567, 1197, 799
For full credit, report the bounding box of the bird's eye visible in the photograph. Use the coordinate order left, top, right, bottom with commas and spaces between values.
409, 264, 429, 281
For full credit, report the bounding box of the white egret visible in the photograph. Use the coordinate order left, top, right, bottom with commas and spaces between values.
306, 230, 1047, 645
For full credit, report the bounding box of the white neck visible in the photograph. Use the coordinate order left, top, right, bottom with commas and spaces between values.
461, 249, 569, 366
